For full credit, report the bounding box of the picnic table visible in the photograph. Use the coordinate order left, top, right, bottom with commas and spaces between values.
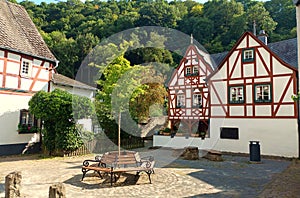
81, 150, 155, 186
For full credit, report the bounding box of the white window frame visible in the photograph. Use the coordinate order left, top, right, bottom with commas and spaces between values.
193, 66, 199, 74
193, 94, 202, 107
229, 86, 244, 103
177, 95, 185, 108
255, 84, 271, 102
244, 50, 253, 59
186, 67, 191, 75
20, 109, 34, 126
20, 58, 32, 77
243, 49, 254, 62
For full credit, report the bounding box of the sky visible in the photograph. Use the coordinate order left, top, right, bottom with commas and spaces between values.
18, 0, 270, 5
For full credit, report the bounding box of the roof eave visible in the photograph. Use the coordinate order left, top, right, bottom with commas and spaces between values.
0, 45, 57, 64
52, 81, 97, 91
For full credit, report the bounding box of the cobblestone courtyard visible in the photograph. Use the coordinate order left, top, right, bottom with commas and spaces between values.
0, 148, 299, 198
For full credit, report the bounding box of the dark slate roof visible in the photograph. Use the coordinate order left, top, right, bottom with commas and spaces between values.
268, 38, 297, 68
210, 52, 227, 69
211, 38, 298, 68
0, 0, 56, 62
52, 73, 97, 91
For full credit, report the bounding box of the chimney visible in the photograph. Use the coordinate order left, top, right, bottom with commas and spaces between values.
257, 30, 268, 45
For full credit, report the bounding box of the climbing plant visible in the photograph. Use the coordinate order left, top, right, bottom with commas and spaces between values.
29, 89, 94, 155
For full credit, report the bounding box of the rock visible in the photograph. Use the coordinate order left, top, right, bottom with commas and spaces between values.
182, 147, 199, 160
203, 150, 223, 161
5, 171, 22, 198
49, 183, 66, 198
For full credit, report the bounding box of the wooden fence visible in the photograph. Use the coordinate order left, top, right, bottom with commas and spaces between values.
64, 137, 144, 157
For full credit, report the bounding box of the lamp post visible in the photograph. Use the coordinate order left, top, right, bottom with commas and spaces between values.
294, 0, 300, 159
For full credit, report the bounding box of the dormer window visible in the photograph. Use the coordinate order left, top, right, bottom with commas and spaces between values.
242, 48, 254, 62
21, 58, 32, 77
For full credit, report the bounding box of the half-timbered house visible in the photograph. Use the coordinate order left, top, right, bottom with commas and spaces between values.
167, 37, 215, 136
0, 0, 58, 155
208, 31, 298, 157
155, 31, 298, 157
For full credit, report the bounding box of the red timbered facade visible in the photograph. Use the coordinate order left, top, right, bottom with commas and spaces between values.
0, 0, 58, 155
209, 32, 297, 120
168, 38, 214, 135
208, 32, 298, 157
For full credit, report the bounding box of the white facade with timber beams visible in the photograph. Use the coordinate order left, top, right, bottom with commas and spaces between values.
0, 0, 57, 155
167, 39, 214, 135
209, 32, 298, 157
154, 32, 298, 158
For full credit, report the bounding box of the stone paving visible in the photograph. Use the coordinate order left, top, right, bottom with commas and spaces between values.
0, 147, 295, 198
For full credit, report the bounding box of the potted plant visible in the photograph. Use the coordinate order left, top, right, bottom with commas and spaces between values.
200, 131, 206, 140
18, 124, 39, 133
162, 128, 171, 136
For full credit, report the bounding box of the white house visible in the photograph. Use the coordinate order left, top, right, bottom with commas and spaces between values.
209, 31, 298, 157
0, 0, 57, 155
154, 36, 217, 150
0, 0, 97, 155
167, 36, 215, 135
50, 73, 97, 132
154, 32, 298, 158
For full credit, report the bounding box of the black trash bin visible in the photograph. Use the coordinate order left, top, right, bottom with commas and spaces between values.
249, 141, 261, 162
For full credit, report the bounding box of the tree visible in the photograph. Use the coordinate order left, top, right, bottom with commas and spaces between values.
265, 0, 296, 40
135, 1, 180, 28
246, 2, 277, 34
29, 89, 94, 155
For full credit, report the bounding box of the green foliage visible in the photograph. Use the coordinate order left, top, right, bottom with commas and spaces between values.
29, 89, 94, 154
18, 124, 39, 133
292, 93, 300, 102
19, 0, 295, 78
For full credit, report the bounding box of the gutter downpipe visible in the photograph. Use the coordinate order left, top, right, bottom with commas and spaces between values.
296, 3, 300, 159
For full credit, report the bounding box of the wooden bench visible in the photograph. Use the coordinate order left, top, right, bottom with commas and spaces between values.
81, 151, 155, 186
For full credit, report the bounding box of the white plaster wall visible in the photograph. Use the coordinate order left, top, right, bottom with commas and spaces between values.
77, 118, 93, 132
6, 62, 20, 75
211, 118, 298, 157
0, 60, 4, 72
153, 135, 213, 151
0, 94, 40, 145
154, 118, 298, 157
51, 84, 94, 99
5, 76, 18, 89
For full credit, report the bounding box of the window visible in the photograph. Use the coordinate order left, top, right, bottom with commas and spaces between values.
186, 67, 191, 76
176, 95, 185, 108
229, 86, 244, 103
242, 48, 255, 62
220, 127, 239, 139
193, 94, 202, 107
93, 124, 102, 133
185, 66, 199, 77
20, 59, 32, 77
18, 109, 39, 133
255, 84, 271, 103
193, 66, 199, 75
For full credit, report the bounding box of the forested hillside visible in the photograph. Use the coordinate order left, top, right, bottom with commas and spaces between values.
15, 0, 296, 78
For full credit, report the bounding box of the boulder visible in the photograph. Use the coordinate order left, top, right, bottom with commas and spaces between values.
182, 147, 199, 160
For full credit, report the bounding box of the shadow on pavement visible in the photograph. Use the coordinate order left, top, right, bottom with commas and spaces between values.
64, 172, 142, 189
